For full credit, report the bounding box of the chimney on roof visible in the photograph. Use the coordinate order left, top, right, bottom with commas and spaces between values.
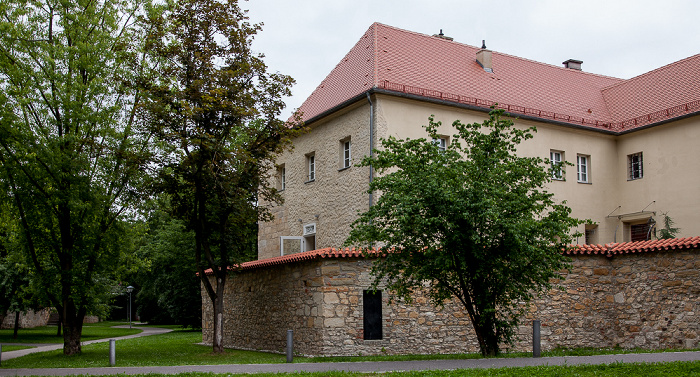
563, 59, 583, 71
433, 29, 454, 41
476, 40, 493, 73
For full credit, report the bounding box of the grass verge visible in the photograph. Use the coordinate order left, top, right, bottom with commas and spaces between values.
1, 328, 288, 368
0, 321, 141, 344
3, 361, 699, 376
2, 327, 698, 370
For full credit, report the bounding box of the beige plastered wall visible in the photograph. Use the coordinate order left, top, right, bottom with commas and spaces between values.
259, 94, 700, 260
614, 116, 700, 241
379, 95, 624, 244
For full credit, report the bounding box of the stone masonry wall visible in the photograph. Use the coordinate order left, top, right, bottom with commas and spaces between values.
257, 103, 375, 260
1, 308, 50, 329
203, 248, 699, 356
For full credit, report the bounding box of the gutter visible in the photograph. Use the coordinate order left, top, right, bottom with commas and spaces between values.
366, 92, 374, 208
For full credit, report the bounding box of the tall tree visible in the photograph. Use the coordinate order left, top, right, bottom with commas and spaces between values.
0, 0, 151, 354
133, 200, 201, 328
346, 110, 584, 356
141, 0, 299, 353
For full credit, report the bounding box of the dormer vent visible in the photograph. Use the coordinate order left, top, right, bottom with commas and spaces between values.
432, 29, 454, 41
563, 59, 583, 70
476, 40, 493, 73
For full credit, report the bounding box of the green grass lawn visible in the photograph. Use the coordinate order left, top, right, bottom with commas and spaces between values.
0, 345, 33, 352
0, 321, 141, 344
1, 328, 288, 368
2, 326, 699, 372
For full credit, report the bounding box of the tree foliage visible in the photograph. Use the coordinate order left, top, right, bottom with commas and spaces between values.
657, 212, 680, 240
140, 0, 299, 352
346, 110, 584, 356
132, 200, 201, 328
0, 0, 151, 354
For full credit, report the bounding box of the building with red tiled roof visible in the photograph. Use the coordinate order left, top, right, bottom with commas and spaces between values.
201, 23, 700, 357
260, 22, 700, 259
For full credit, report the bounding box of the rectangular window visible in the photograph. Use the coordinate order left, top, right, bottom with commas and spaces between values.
631, 223, 651, 242
433, 137, 447, 152
584, 224, 597, 245
306, 153, 315, 182
277, 165, 286, 191
628, 152, 643, 180
363, 290, 382, 340
340, 139, 351, 169
550, 150, 564, 180
577, 155, 589, 183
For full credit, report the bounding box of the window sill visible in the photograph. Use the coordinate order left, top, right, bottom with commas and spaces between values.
577, 181, 592, 185
304, 179, 315, 184
552, 178, 565, 182
627, 177, 643, 181
338, 166, 351, 172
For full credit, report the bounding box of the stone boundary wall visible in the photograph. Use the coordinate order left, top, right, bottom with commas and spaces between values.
202, 248, 699, 356
1, 308, 50, 329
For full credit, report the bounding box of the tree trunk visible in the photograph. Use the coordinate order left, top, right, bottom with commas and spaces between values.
12, 311, 20, 339
211, 277, 226, 353
61, 305, 85, 355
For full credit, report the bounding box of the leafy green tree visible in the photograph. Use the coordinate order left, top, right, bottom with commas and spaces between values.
0, 0, 151, 354
133, 201, 201, 328
346, 110, 584, 356
140, 0, 299, 352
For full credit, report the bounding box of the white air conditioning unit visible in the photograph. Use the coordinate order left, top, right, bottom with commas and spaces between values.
303, 223, 316, 236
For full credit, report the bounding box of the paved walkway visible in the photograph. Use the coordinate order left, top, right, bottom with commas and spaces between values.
0, 351, 699, 376
1, 327, 698, 376
0, 325, 172, 361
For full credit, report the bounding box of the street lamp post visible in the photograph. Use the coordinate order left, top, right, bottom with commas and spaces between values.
126, 286, 134, 328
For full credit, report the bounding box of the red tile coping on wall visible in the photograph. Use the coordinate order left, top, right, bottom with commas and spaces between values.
202, 236, 700, 275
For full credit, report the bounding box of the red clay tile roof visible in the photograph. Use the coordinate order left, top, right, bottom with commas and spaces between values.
565, 236, 700, 256
295, 23, 700, 132
203, 237, 700, 275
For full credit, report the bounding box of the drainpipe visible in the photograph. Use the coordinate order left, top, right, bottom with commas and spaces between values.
366, 92, 374, 208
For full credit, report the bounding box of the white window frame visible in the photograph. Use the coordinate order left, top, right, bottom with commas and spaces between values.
306, 153, 315, 182
628, 152, 643, 180
550, 150, 563, 180
281, 166, 286, 190
280, 236, 304, 256
577, 155, 589, 183
343, 140, 351, 168
433, 137, 447, 152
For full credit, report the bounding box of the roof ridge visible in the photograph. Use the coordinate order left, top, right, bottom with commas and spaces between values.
602, 53, 700, 92
374, 22, 624, 82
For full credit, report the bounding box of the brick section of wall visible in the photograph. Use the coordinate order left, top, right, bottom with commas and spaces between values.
203, 249, 700, 356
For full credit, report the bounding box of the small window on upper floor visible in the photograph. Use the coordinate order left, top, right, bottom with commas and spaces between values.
339, 137, 351, 170
277, 164, 286, 191
577, 155, 590, 183
432, 136, 448, 152
550, 150, 564, 180
628, 152, 643, 180
306, 152, 315, 182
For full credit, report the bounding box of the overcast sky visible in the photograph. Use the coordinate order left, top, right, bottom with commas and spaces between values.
244, 0, 700, 120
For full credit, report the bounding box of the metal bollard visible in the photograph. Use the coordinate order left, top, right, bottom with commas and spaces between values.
109, 339, 116, 366
533, 320, 541, 358
286, 330, 293, 363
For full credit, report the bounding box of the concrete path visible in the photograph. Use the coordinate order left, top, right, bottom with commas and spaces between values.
0, 325, 172, 361
0, 350, 698, 376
